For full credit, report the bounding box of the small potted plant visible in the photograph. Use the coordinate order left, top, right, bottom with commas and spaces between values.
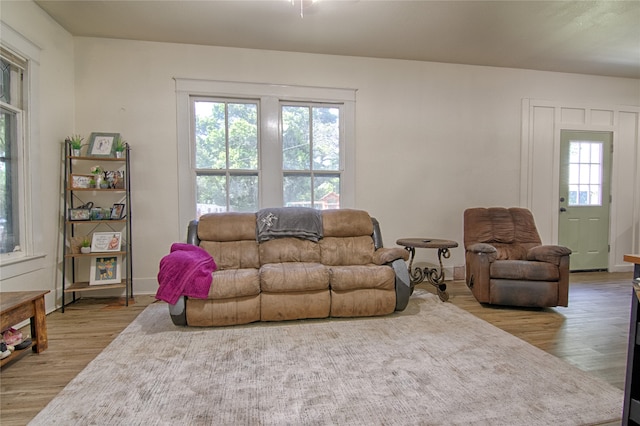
113, 136, 126, 158
90, 165, 103, 188
67, 134, 84, 157
80, 237, 91, 254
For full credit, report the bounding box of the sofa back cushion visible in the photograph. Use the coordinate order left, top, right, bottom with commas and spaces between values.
197, 212, 259, 270
198, 212, 256, 241
321, 209, 373, 237
259, 238, 320, 264
319, 209, 375, 265
320, 237, 375, 266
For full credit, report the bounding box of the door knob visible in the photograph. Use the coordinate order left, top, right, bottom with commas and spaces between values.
560, 207, 567, 212
560, 197, 565, 202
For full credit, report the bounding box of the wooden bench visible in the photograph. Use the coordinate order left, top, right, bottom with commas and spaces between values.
1, 290, 49, 367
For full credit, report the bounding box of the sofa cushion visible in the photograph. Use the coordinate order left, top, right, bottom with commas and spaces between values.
198, 212, 256, 241
260, 262, 329, 292
320, 236, 374, 266
490, 260, 559, 281
261, 291, 330, 321
322, 209, 373, 237
208, 268, 260, 299
329, 265, 395, 291
492, 243, 528, 260
200, 240, 260, 270
330, 288, 395, 317
259, 238, 320, 264
186, 295, 260, 326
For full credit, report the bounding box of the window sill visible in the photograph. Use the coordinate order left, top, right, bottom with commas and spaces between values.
0, 253, 46, 280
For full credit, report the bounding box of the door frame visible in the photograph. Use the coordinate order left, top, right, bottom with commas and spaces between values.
520, 99, 640, 273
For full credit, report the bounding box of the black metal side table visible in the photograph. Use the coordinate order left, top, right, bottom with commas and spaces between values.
396, 238, 458, 302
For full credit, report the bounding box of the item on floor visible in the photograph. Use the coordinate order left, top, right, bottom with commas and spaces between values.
167, 208, 411, 327
2, 327, 23, 346
14, 338, 32, 350
463, 207, 572, 308
0, 342, 11, 359
395, 237, 459, 302
29, 290, 623, 425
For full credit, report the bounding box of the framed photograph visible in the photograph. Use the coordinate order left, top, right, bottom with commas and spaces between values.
70, 174, 93, 189
89, 255, 122, 285
68, 208, 91, 221
91, 231, 122, 252
87, 132, 120, 157
111, 203, 125, 220
104, 171, 125, 189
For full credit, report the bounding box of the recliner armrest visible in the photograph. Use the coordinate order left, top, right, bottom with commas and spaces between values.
467, 243, 498, 262
526, 245, 572, 266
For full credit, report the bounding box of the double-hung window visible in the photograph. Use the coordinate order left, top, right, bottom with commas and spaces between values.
193, 98, 259, 214
176, 79, 355, 231
281, 102, 341, 209
0, 47, 26, 255
1, 24, 43, 277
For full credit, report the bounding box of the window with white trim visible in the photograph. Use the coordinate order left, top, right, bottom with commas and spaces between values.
0, 46, 26, 254
177, 79, 355, 228
0, 24, 43, 277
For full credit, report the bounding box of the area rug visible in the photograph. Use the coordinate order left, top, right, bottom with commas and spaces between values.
30, 289, 623, 425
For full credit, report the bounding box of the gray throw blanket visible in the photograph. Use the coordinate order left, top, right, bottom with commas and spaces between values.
256, 207, 323, 242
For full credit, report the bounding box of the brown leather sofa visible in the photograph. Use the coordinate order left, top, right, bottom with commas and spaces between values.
168, 208, 411, 326
463, 207, 571, 308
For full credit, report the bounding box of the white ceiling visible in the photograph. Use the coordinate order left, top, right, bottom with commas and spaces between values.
34, 0, 640, 79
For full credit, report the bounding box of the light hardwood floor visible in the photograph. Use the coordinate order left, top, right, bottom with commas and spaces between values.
0, 271, 634, 425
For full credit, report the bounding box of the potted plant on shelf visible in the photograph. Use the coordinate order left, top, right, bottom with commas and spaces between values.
80, 237, 91, 254
113, 136, 126, 158
67, 134, 84, 157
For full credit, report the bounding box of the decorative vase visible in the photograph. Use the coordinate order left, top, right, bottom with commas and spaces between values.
80, 246, 91, 254
72, 148, 81, 157
94, 175, 102, 188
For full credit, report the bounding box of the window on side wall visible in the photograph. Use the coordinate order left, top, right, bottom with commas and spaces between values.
178, 79, 355, 225
0, 26, 44, 278
0, 47, 26, 255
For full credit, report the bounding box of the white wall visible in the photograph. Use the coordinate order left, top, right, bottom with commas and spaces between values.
3, 1, 639, 308
1, 2, 75, 312
72, 37, 639, 295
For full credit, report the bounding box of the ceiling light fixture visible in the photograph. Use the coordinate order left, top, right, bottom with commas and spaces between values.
289, 0, 320, 18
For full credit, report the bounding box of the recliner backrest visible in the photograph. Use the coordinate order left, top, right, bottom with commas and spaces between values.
464, 207, 542, 260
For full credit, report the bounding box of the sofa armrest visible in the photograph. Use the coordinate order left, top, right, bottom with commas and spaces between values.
169, 296, 188, 326
391, 258, 412, 311
373, 247, 410, 265
466, 243, 498, 262
526, 245, 572, 266
187, 220, 200, 246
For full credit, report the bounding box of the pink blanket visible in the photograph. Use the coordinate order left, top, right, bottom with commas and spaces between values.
156, 243, 217, 304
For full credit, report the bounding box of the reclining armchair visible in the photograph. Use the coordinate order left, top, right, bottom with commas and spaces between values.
463, 207, 571, 308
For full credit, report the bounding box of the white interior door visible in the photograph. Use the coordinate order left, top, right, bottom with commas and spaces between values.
558, 130, 612, 271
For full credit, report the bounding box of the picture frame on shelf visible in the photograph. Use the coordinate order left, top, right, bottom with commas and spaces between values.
89, 255, 122, 285
70, 174, 93, 189
90, 231, 122, 252
87, 132, 120, 157
110, 203, 125, 220
104, 171, 125, 189
68, 208, 91, 221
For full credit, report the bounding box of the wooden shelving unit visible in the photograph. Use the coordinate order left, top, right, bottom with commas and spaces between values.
61, 140, 133, 311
